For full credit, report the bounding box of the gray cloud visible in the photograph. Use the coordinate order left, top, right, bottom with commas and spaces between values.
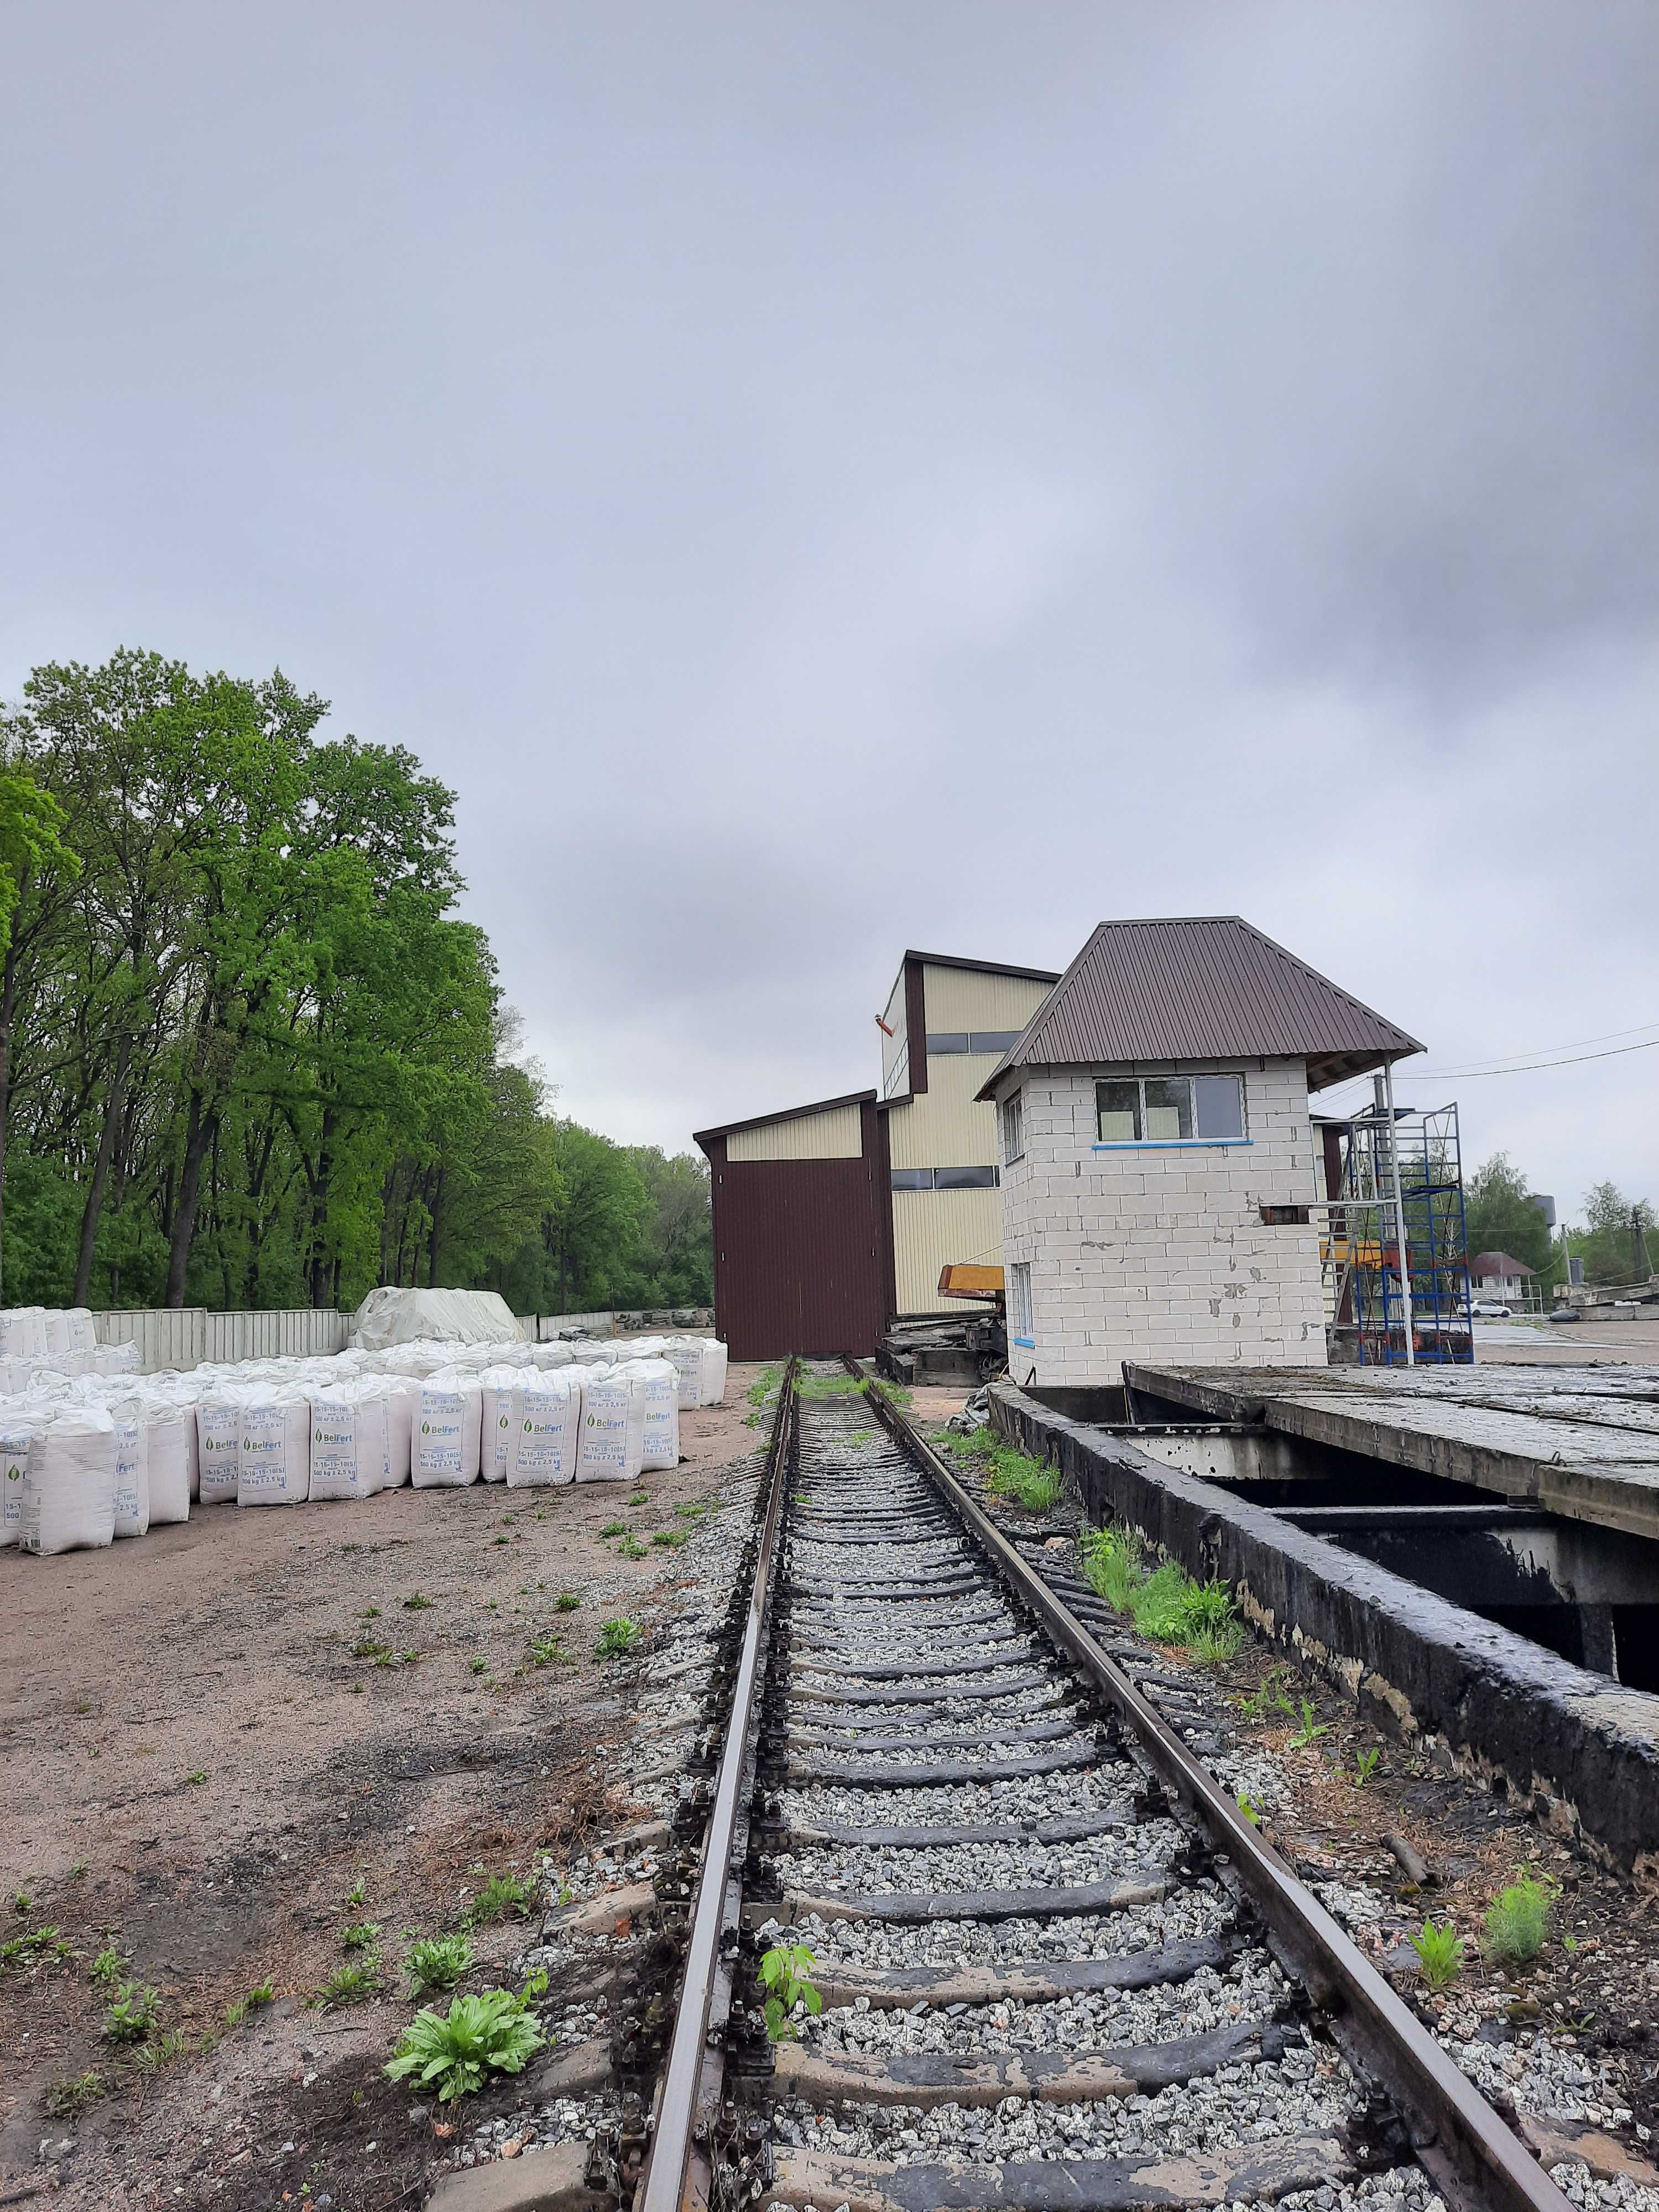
3, 1, 1655, 1215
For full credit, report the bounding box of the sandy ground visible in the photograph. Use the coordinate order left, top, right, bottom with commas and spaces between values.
0, 1359, 768, 2207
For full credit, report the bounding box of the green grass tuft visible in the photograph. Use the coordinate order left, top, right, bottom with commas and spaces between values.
1484, 1873, 1554, 1964
465, 1874, 530, 1928
1079, 1526, 1244, 1657
405, 1933, 475, 1996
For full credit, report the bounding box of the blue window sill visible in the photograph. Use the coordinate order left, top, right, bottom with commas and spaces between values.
1091, 1139, 1253, 1152
1011, 1336, 1035, 1348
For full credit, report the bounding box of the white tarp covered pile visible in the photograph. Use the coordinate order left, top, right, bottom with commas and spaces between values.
0, 1324, 727, 1556
351, 1287, 523, 1353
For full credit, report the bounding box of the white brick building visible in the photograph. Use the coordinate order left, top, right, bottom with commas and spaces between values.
978, 918, 1421, 1384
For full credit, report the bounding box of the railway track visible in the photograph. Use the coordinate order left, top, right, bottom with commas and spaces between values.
629, 1360, 1573, 2212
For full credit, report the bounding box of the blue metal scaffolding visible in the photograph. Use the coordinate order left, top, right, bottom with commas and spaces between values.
1316, 1100, 1474, 1365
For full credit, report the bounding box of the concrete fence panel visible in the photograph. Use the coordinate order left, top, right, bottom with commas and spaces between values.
93, 1308, 348, 1374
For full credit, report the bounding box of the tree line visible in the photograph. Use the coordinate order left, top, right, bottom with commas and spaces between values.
0, 649, 712, 1314
1464, 1154, 1654, 1289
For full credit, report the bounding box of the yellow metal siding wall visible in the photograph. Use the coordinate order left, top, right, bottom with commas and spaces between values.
891, 1187, 1005, 1313
887, 1062, 1000, 1172
921, 965, 1053, 1035
727, 1104, 863, 1161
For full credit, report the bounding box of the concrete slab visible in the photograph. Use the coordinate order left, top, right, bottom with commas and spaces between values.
1125, 1364, 1659, 1542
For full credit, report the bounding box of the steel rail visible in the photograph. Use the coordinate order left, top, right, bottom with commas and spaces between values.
855, 1368, 1575, 2212
637, 1357, 797, 2212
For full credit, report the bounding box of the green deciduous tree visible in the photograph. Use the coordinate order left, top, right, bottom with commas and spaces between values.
0, 649, 712, 1317
1577, 1182, 1656, 1287
1463, 1152, 1553, 1276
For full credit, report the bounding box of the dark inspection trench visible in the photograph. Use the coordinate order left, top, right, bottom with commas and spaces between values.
1022, 1383, 1659, 1691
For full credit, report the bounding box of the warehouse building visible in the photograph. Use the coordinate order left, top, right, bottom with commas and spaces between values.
977, 916, 1421, 1383
695, 950, 1057, 1359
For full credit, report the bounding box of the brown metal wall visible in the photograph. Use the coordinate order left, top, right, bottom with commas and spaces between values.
706, 1105, 892, 1360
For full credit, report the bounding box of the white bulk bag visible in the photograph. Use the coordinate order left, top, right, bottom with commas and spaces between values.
381, 1378, 417, 1488
43, 1311, 73, 1363
0, 1422, 35, 1545
66, 1308, 96, 1354
20, 1407, 116, 1554
309, 1386, 379, 1502
529, 1342, 575, 1370
414, 1369, 482, 1487
238, 1391, 311, 1506
478, 1365, 526, 1483
0, 1312, 28, 1360
699, 1340, 729, 1407
662, 1339, 707, 1411
110, 1401, 151, 1538
196, 1399, 243, 1503
507, 1369, 583, 1488
618, 1358, 680, 1471
95, 1343, 140, 1378
19, 1309, 47, 1361
143, 1406, 192, 1525
575, 1366, 646, 1485
182, 1397, 201, 1500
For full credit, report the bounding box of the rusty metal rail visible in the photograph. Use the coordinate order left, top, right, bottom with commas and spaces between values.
854, 1366, 1575, 2212
636, 1357, 798, 2212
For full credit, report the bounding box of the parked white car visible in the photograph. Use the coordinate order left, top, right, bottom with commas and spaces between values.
1470, 1299, 1512, 1318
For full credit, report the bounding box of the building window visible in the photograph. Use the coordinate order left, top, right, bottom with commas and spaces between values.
1009, 1261, 1033, 1343
1094, 1073, 1247, 1145
890, 1168, 932, 1191
890, 1166, 999, 1191
927, 1029, 1022, 1055
1000, 1091, 1024, 1164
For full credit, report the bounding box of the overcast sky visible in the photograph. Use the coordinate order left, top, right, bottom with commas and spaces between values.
3, 3, 1655, 1223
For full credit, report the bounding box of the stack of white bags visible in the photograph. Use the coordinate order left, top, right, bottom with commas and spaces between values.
0, 1325, 728, 1556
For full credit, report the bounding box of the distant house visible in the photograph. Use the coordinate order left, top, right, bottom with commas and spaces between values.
977, 916, 1421, 1383
1468, 1251, 1536, 1302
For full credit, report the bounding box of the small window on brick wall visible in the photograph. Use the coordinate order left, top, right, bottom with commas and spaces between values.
1009, 1261, 1032, 1342
1000, 1091, 1024, 1164
1095, 1072, 1246, 1144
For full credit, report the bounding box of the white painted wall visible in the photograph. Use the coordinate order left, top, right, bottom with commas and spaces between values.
995, 1057, 1328, 1382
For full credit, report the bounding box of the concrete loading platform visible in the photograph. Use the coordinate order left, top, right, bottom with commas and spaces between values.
1126, 1363, 1659, 1541
989, 1364, 1659, 1868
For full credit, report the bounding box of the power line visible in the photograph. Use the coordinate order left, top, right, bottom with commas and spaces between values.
1396, 1035, 1659, 1081
1318, 1027, 1659, 1095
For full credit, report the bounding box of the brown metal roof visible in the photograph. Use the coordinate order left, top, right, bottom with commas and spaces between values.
693, 1089, 875, 1150
901, 949, 1062, 983
974, 917, 1422, 1099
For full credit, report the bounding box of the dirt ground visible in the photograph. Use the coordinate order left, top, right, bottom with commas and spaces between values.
0, 1356, 767, 2208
